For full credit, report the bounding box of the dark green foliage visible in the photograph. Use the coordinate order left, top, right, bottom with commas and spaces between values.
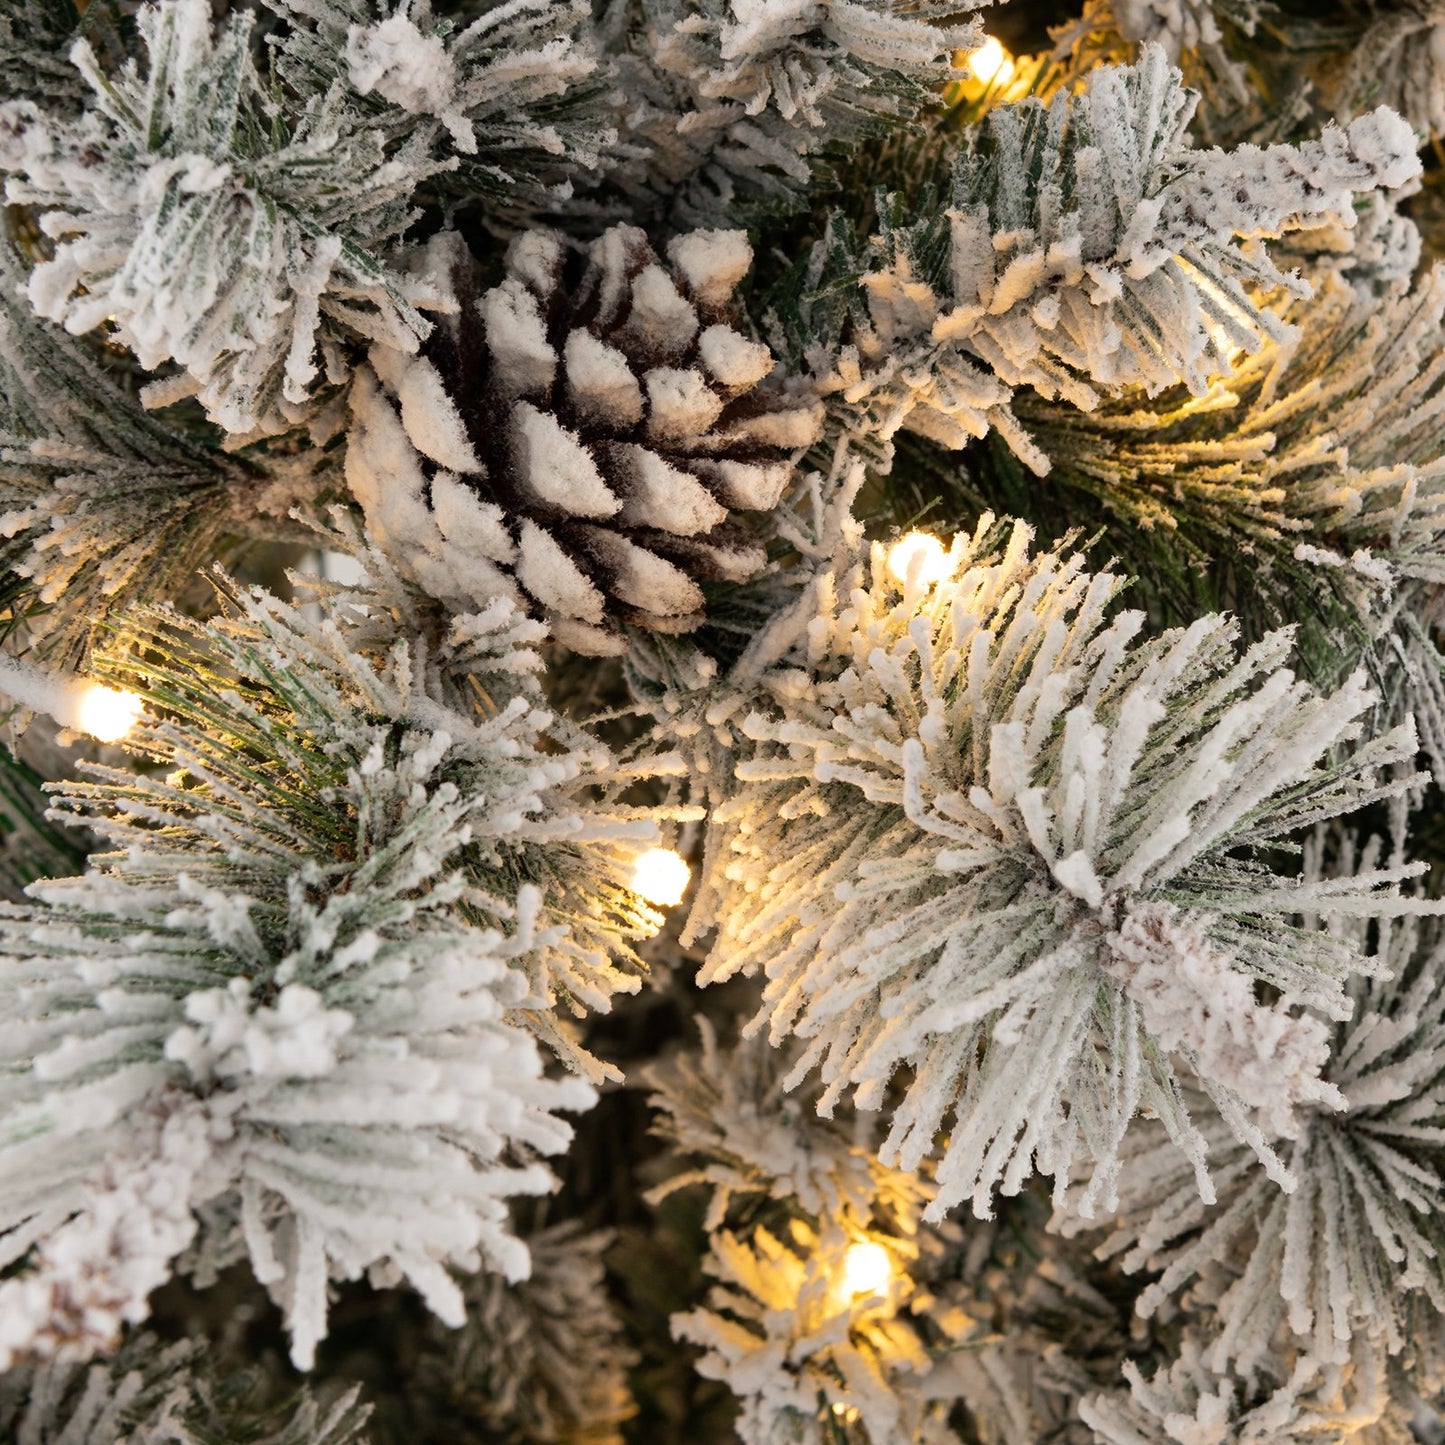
0, 741, 85, 899
0, 0, 130, 112
0, 241, 252, 661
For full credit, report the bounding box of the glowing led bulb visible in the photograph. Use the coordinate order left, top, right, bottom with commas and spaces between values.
967, 35, 1014, 85
839, 1241, 893, 1301
631, 847, 691, 907
886, 532, 950, 588
74, 683, 144, 743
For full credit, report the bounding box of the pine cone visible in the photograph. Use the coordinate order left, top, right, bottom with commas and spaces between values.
346, 225, 822, 654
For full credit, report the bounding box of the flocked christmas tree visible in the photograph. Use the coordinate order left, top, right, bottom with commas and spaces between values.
6, 0, 1445, 1440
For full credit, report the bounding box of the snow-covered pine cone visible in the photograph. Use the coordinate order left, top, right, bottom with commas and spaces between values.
346, 224, 823, 654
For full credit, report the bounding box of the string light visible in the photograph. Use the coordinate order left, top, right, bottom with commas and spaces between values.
839, 1241, 893, 1301
630, 847, 691, 907
966, 35, 1014, 85
73, 683, 145, 743
885, 532, 951, 588
0, 653, 144, 743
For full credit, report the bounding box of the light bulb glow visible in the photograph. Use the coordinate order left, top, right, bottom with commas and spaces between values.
839, 1241, 893, 1301
967, 35, 1014, 85
886, 532, 950, 588
631, 847, 691, 907
74, 683, 144, 743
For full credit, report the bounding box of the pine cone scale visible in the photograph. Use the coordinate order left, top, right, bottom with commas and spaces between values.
348, 222, 822, 652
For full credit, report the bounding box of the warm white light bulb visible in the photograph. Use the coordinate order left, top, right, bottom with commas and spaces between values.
839, 1241, 893, 1301
74, 683, 144, 743
631, 847, 691, 907
967, 35, 1014, 85
886, 532, 950, 588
